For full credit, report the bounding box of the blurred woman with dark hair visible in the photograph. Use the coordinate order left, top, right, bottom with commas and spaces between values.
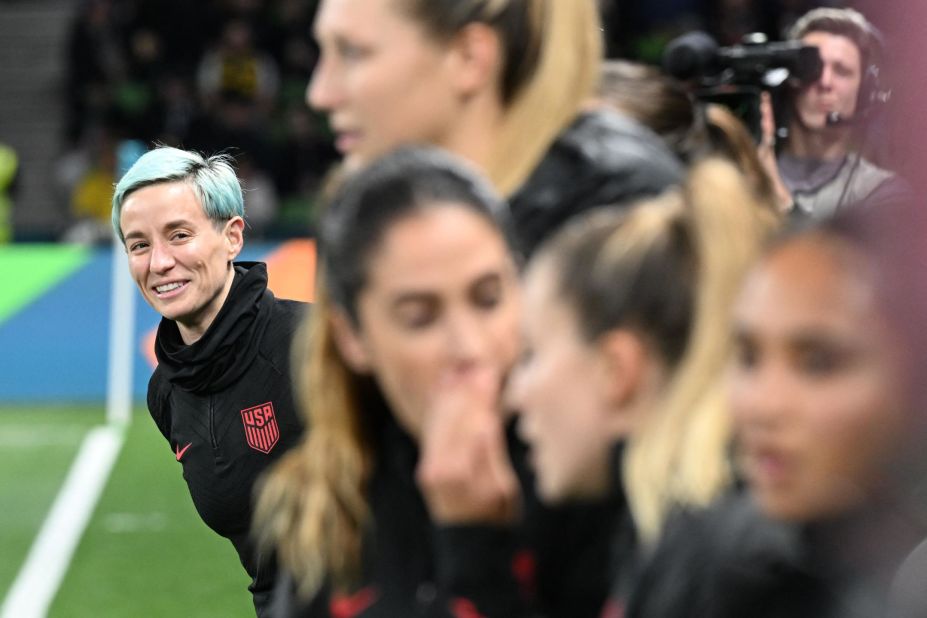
257, 146, 615, 617
256, 147, 522, 616
715, 206, 927, 617
620, 200, 927, 618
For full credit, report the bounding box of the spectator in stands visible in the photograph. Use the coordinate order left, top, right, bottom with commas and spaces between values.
156, 74, 198, 146
0, 142, 19, 243
111, 27, 167, 143
272, 106, 338, 230
197, 19, 279, 114
63, 0, 125, 146
265, 0, 318, 107
237, 156, 279, 240
65, 129, 117, 244
111, 145, 307, 617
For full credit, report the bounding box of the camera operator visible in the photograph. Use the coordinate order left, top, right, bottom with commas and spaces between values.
760, 7, 906, 218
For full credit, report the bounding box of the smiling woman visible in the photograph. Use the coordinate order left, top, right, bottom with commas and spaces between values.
111, 146, 309, 617
119, 181, 243, 344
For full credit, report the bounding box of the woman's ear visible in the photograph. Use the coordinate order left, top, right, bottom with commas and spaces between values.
446, 22, 503, 98
597, 330, 649, 409
330, 308, 372, 374
225, 216, 245, 260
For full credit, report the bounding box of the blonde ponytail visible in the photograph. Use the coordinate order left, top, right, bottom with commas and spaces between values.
254, 281, 371, 597
623, 159, 776, 546
489, 0, 602, 194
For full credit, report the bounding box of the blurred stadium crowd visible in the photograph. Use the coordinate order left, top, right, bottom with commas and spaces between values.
1, 0, 846, 243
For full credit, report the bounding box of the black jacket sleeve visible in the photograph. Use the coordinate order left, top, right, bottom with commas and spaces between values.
146, 370, 172, 446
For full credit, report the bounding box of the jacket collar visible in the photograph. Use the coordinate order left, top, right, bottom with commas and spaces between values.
154, 261, 273, 394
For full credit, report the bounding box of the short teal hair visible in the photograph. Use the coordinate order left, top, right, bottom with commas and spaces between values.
112, 146, 244, 243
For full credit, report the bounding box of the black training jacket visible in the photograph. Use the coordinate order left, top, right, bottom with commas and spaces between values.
509, 109, 684, 258
147, 261, 308, 617
619, 493, 909, 618
271, 389, 619, 618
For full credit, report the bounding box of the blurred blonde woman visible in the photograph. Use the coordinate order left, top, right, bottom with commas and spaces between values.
307, 0, 682, 256
508, 159, 777, 616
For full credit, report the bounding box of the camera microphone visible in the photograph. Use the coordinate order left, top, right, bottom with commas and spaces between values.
826, 111, 856, 126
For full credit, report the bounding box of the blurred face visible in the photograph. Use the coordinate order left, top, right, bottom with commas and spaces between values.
120, 182, 243, 342
308, 0, 467, 168
338, 204, 521, 439
794, 31, 863, 130
507, 258, 627, 503
730, 236, 904, 522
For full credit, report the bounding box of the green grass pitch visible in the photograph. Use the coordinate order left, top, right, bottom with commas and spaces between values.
0, 406, 254, 617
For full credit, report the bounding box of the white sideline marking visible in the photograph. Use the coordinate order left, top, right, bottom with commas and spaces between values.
0, 426, 88, 447
106, 247, 135, 426
1, 425, 125, 618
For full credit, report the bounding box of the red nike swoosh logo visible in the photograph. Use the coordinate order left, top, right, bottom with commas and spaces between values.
330, 586, 379, 618
175, 442, 192, 461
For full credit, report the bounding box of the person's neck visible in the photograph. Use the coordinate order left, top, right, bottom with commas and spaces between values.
177, 266, 236, 346
788, 121, 853, 161
437, 93, 505, 181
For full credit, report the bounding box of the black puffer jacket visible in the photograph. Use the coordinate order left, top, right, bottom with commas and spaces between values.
509, 109, 684, 257
148, 261, 308, 617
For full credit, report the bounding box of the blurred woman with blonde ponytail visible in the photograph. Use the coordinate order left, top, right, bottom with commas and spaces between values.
306, 0, 682, 256
507, 159, 778, 616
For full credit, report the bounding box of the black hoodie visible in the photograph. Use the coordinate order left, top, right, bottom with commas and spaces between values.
147, 261, 308, 616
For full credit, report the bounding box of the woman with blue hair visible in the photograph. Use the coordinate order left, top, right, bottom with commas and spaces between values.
113, 145, 308, 617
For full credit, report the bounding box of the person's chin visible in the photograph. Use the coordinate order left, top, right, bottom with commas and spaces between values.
537, 478, 565, 505
797, 114, 827, 131
158, 305, 188, 323
342, 151, 372, 172
151, 294, 195, 322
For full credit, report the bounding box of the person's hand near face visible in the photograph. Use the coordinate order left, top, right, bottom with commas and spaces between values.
416, 364, 519, 525
757, 92, 794, 213
329, 202, 522, 525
